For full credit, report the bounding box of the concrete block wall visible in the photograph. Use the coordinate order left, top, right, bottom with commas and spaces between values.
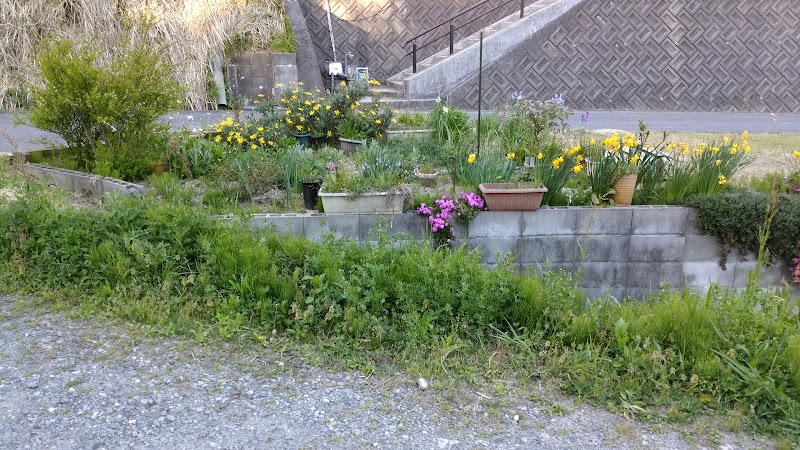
230, 52, 298, 102
22, 164, 145, 199
244, 206, 796, 300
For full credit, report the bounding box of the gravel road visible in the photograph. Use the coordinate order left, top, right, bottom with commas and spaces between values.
0, 294, 774, 450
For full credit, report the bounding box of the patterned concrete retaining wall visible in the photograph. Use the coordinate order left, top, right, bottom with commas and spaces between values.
299, 0, 531, 81
302, 0, 800, 112
448, 0, 800, 112
244, 206, 794, 300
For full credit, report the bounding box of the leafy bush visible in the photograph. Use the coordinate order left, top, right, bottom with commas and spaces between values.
29, 37, 181, 178
684, 191, 800, 273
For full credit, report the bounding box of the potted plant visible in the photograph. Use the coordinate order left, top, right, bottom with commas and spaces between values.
337, 115, 368, 152
600, 130, 644, 207
413, 163, 440, 187
278, 82, 320, 147
318, 142, 410, 214
300, 163, 325, 210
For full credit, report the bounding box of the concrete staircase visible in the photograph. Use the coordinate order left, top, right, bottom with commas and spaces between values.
377, 0, 585, 107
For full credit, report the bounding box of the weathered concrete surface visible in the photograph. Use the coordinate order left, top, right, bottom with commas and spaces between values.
239, 207, 799, 301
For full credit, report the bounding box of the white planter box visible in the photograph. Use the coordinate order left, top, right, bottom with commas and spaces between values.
319, 191, 404, 214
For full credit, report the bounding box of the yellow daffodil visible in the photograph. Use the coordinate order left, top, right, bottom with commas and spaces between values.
573, 164, 583, 174
214, 135, 222, 143
506, 152, 515, 160
715, 159, 722, 166
743, 130, 749, 139
718, 174, 727, 185
793, 151, 800, 158
467, 153, 476, 164
630, 154, 640, 164
537, 152, 544, 160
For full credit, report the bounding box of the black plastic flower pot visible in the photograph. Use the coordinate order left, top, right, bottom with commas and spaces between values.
301, 180, 322, 210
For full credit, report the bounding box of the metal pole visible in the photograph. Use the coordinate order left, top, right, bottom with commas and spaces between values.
477, 31, 483, 157
324, 0, 337, 61
449, 23, 454, 55
413, 42, 418, 73
520, 0, 525, 18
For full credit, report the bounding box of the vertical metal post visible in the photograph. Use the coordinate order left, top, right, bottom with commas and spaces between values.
449, 23, 454, 55
412, 42, 418, 73
477, 31, 483, 157
520, 0, 525, 18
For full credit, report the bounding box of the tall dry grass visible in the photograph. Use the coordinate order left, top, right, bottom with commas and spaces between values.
0, 0, 285, 110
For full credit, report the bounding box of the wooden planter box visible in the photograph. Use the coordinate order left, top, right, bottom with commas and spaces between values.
479, 183, 548, 211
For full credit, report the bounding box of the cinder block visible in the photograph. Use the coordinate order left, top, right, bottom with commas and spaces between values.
303, 215, 360, 242
624, 287, 679, 300
583, 287, 627, 301
631, 206, 688, 234
732, 260, 792, 288
520, 262, 575, 278
359, 214, 425, 240
271, 52, 297, 66
576, 207, 632, 235
685, 208, 703, 235
468, 211, 522, 237
464, 237, 519, 264
683, 235, 721, 262
629, 235, 685, 262
579, 235, 630, 262
577, 262, 628, 288
521, 207, 577, 235
627, 262, 684, 288
683, 261, 735, 288
250, 215, 304, 236
518, 235, 576, 264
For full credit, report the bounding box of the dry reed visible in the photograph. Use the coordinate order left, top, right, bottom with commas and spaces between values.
0, 0, 285, 110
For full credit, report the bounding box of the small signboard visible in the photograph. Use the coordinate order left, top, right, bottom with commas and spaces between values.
354, 67, 369, 83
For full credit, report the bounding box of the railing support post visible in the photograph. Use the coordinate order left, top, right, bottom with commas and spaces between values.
412, 42, 417, 73
449, 23, 454, 55
520, 0, 524, 18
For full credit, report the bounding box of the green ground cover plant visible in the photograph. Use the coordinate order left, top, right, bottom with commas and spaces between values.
0, 165, 798, 441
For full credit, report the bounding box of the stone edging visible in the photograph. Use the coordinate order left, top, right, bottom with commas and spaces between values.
22, 163, 145, 199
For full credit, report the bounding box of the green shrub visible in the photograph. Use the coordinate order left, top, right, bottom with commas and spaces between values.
684, 191, 800, 271
28, 37, 181, 178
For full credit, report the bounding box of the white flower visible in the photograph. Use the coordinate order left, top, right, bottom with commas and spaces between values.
442, 106, 449, 113
436, 96, 441, 104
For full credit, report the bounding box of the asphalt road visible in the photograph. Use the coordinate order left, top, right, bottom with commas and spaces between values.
2, 109, 799, 153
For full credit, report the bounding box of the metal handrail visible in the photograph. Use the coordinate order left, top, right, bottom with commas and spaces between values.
404, 0, 530, 73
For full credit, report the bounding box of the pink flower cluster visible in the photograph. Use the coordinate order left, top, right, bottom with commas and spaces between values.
417, 192, 485, 247
791, 242, 800, 284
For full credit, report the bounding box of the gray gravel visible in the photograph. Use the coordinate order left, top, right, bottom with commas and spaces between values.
0, 294, 774, 449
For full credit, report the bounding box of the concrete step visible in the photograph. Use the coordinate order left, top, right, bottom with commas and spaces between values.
384, 0, 582, 100
369, 85, 404, 98
361, 96, 439, 110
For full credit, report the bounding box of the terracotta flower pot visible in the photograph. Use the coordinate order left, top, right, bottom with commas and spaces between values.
611, 173, 637, 206
479, 183, 548, 211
